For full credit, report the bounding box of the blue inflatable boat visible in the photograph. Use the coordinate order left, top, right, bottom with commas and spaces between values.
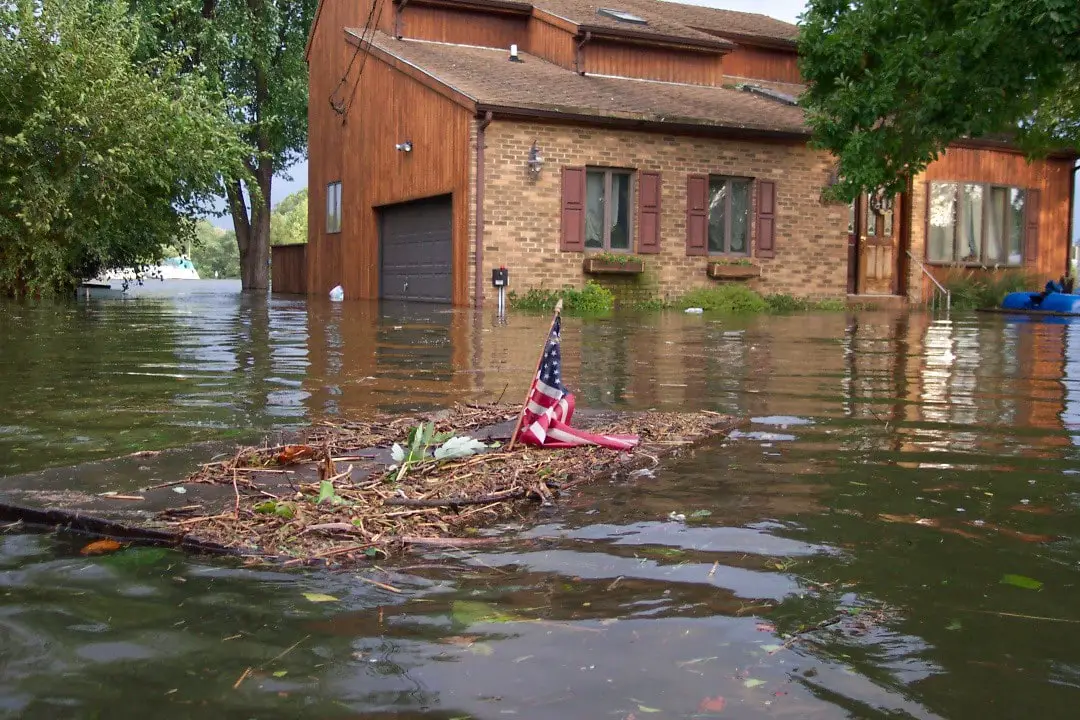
1000, 282, 1080, 315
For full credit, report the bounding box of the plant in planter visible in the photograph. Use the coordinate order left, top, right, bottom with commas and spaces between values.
583, 251, 645, 275
706, 257, 760, 279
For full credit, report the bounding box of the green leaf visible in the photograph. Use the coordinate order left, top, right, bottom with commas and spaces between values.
450, 600, 521, 626
272, 670, 288, 678
254, 501, 277, 514
1001, 574, 1043, 590
743, 678, 766, 688
317, 481, 336, 505
760, 644, 783, 653
101, 547, 172, 567
688, 509, 713, 519
637, 705, 662, 713
274, 503, 295, 519
303, 592, 339, 603
945, 620, 962, 631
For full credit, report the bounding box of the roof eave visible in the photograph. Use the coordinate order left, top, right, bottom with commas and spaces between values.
692, 28, 798, 51
575, 24, 735, 53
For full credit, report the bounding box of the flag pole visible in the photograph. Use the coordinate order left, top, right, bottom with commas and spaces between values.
507, 299, 562, 451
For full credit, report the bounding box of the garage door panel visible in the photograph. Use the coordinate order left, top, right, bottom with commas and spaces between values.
379, 196, 452, 303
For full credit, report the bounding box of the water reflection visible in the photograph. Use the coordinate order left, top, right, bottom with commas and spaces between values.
5, 286, 1080, 717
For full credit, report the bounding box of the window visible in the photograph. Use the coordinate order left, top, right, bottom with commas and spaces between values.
326, 181, 342, 234
585, 169, 633, 251
707, 176, 751, 255
927, 181, 1026, 266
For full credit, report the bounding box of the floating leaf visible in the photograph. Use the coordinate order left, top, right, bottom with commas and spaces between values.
451, 600, 521, 626
101, 546, 172, 568
275, 503, 295, 519
434, 436, 487, 461
467, 642, 494, 656
760, 644, 783, 653
272, 670, 288, 678
636, 705, 662, 713
945, 619, 962, 631
303, 592, 339, 603
688, 509, 713, 519
743, 678, 766, 688
317, 481, 336, 505
1001, 574, 1043, 590
698, 696, 726, 713
80, 539, 122, 555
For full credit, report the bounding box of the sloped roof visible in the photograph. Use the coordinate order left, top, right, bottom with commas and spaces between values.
352, 31, 809, 136
531, 0, 733, 48
658, 1, 799, 44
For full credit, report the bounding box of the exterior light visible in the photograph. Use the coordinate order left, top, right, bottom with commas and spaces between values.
395, 140, 413, 153
527, 140, 544, 176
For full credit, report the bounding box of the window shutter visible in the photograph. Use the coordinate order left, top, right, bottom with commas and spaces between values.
560, 167, 586, 252
637, 171, 661, 254
1024, 188, 1040, 265
685, 174, 708, 256
755, 179, 776, 259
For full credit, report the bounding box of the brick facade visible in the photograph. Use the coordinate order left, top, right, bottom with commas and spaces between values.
473, 120, 849, 305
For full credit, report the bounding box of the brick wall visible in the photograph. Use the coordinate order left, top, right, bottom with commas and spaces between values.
475, 120, 849, 305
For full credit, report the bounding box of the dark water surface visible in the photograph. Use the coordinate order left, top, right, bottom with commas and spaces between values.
2, 281, 1080, 718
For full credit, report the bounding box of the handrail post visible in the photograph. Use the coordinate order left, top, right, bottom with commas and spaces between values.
906, 250, 950, 316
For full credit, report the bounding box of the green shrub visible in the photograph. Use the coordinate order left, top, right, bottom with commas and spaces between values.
509, 280, 614, 314
764, 293, 810, 313
942, 268, 1034, 310
674, 284, 768, 314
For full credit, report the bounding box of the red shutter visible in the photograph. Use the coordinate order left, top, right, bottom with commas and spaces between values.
560, 167, 586, 252
1024, 188, 1040, 266
637, 171, 661, 254
686, 174, 708, 256
756, 179, 776, 259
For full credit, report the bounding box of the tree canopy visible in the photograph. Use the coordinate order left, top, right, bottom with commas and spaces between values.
132, 0, 317, 290
0, 0, 245, 296
269, 188, 307, 246
799, 0, 1080, 200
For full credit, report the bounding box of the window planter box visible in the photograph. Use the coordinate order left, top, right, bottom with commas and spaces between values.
707, 262, 760, 280
583, 257, 644, 275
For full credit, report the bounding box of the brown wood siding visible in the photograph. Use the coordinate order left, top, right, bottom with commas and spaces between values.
723, 45, 801, 84
918, 147, 1073, 284
306, 0, 473, 303
583, 39, 723, 86
399, 5, 526, 47
525, 15, 576, 70
271, 244, 308, 294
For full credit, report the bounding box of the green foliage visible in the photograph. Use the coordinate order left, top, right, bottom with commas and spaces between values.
675, 285, 768, 314
589, 251, 643, 265
0, 0, 245, 296
509, 281, 615, 314
389, 421, 486, 482
132, 0, 318, 288
799, 0, 1080, 201
764, 294, 848, 313
709, 257, 754, 267
189, 221, 241, 279
270, 188, 308, 246
942, 268, 1034, 310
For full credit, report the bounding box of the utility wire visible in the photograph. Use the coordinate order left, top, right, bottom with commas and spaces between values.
328, 0, 383, 121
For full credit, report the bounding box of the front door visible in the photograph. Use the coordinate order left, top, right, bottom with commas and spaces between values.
850, 192, 898, 295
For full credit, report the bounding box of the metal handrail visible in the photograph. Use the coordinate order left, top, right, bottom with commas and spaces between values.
906, 250, 951, 314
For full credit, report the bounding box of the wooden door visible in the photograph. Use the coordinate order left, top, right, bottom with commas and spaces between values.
853, 192, 897, 295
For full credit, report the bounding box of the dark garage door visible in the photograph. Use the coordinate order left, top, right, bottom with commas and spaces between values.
379, 195, 452, 303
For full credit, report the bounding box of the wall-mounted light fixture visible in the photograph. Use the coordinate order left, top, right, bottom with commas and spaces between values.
527, 140, 544, 177
395, 140, 413, 153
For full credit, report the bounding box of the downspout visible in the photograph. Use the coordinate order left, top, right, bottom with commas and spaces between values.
393, 0, 410, 38
575, 31, 592, 75
474, 111, 493, 309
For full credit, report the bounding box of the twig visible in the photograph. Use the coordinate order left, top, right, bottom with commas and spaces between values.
495, 382, 510, 405
263, 635, 309, 666
232, 667, 252, 690
384, 487, 526, 508
98, 494, 145, 501
357, 575, 403, 594
232, 467, 241, 519
965, 609, 1080, 623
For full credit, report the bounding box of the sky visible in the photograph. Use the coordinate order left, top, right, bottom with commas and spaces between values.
209, 0, 1079, 243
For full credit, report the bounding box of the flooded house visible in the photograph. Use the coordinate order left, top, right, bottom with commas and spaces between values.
276, 0, 1078, 306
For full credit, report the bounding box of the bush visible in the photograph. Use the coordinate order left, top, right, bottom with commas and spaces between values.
674, 285, 768, 314
509, 281, 615, 314
942, 268, 1034, 310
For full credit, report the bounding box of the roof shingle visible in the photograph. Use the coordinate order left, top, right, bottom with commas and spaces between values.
354, 31, 809, 135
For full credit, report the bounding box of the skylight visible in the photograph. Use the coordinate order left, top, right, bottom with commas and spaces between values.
597, 8, 648, 25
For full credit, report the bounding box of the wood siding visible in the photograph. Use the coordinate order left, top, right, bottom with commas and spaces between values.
306, 0, 473, 303
399, 4, 526, 48
271, 244, 308, 294
723, 45, 801, 84
583, 39, 723, 85
906, 146, 1074, 300
525, 15, 576, 69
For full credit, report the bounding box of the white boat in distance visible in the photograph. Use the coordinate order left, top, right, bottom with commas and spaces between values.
82, 257, 200, 291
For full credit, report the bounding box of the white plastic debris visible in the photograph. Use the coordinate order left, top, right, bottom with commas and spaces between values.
684, 307, 704, 314
329, 285, 344, 301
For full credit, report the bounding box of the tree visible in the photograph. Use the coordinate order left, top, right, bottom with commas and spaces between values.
0, 0, 244, 297
190, 221, 241, 278
798, 0, 1080, 201
133, 0, 317, 291
269, 187, 307, 246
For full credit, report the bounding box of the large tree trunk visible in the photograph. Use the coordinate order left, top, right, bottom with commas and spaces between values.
227, 164, 272, 292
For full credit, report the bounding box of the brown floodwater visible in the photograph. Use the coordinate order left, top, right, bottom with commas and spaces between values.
1, 280, 1079, 719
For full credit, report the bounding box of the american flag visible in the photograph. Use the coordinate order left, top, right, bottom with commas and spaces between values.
517, 316, 639, 449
